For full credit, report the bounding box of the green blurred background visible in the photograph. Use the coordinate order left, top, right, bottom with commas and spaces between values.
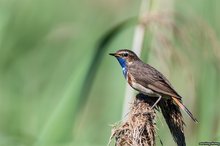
0, 0, 219, 146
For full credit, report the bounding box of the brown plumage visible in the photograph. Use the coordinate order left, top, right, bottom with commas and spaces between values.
110, 49, 198, 123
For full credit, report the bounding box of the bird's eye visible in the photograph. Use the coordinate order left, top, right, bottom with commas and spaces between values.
123, 52, 128, 57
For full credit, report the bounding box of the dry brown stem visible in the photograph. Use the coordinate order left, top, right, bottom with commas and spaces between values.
110, 93, 157, 146
109, 93, 186, 146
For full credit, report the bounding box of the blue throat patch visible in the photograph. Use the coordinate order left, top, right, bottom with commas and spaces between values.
116, 57, 127, 78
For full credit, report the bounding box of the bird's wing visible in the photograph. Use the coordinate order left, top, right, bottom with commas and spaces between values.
129, 62, 182, 99
147, 82, 181, 99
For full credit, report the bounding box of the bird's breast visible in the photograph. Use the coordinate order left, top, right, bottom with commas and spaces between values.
126, 72, 133, 85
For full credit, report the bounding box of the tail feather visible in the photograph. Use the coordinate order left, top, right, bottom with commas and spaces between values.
172, 97, 198, 123
159, 99, 186, 146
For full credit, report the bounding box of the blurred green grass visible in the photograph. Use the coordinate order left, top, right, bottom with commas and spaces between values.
0, 0, 219, 146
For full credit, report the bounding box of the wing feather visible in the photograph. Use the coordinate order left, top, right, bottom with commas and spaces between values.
128, 61, 181, 99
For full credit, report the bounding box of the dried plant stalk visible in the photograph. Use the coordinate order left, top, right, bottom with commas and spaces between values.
110, 93, 157, 146
109, 93, 186, 146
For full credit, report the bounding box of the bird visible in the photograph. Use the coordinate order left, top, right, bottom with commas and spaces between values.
109, 49, 198, 123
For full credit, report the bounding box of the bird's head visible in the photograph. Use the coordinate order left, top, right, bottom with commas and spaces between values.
109, 49, 139, 68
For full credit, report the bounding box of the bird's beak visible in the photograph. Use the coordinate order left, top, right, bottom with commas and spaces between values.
109, 53, 116, 57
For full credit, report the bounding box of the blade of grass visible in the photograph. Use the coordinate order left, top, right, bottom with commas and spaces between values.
35, 16, 137, 146
76, 17, 136, 114
35, 60, 88, 145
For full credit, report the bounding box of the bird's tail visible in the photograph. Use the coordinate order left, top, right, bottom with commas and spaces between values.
172, 97, 198, 123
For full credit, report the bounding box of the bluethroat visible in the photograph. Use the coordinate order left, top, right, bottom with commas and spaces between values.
110, 49, 198, 122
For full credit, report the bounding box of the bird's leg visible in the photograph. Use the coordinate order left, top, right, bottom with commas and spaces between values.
150, 95, 162, 109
